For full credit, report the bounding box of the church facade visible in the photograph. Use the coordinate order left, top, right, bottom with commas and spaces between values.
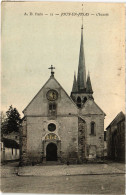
20, 26, 106, 165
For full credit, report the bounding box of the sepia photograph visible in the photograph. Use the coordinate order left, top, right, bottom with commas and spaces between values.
1, 1, 125, 194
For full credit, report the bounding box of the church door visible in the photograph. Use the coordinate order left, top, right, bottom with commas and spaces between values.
46, 143, 57, 161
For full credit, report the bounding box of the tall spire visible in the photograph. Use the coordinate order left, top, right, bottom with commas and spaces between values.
72, 72, 78, 92
86, 71, 93, 93
77, 25, 86, 91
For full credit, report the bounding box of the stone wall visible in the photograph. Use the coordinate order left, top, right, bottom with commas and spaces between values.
21, 115, 78, 164
107, 118, 125, 161
80, 115, 104, 160
78, 117, 86, 163
20, 118, 29, 165
20, 114, 104, 164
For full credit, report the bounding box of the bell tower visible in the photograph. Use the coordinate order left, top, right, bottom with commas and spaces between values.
71, 25, 93, 108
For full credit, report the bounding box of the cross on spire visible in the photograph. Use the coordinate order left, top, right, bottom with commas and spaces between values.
48, 65, 55, 76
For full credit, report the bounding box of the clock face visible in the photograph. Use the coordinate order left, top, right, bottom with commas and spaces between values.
46, 90, 58, 101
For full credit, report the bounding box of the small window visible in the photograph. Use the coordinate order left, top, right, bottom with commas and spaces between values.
118, 123, 121, 131
121, 122, 124, 131
104, 131, 106, 141
52, 104, 56, 110
48, 103, 57, 115
49, 104, 52, 110
49, 103, 56, 111
91, 122, 95, 135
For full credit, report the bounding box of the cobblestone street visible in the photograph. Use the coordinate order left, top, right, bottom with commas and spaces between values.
1, 162, 125, 194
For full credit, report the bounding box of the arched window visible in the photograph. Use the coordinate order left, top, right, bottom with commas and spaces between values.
83, 97, 87, 104
91, 122, 95, 135
77, 97, 81, 108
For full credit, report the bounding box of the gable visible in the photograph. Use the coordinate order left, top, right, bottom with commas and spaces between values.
23, 76, 78, 116
106, 111, 125, 129
81, 99, 106, 115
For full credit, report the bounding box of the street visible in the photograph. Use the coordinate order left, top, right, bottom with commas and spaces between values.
1, 162, 125, 194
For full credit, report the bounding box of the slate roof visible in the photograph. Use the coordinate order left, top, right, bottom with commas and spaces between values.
72, 73, 78, 93
77, 25, 87, 91
106, 111, 125, 130
86, 72, 93, 93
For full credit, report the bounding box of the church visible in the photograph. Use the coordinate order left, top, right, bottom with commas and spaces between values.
20, 25, 106, 165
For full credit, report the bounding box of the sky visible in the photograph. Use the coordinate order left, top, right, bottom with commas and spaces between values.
1, 2, 125, 128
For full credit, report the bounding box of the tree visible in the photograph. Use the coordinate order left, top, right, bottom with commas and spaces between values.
1, 105, 22, 134
1, 111, 6, 123
1, 111, 8, 137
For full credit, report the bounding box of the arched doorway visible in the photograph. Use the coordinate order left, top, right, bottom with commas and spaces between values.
46, 143, 57, 161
